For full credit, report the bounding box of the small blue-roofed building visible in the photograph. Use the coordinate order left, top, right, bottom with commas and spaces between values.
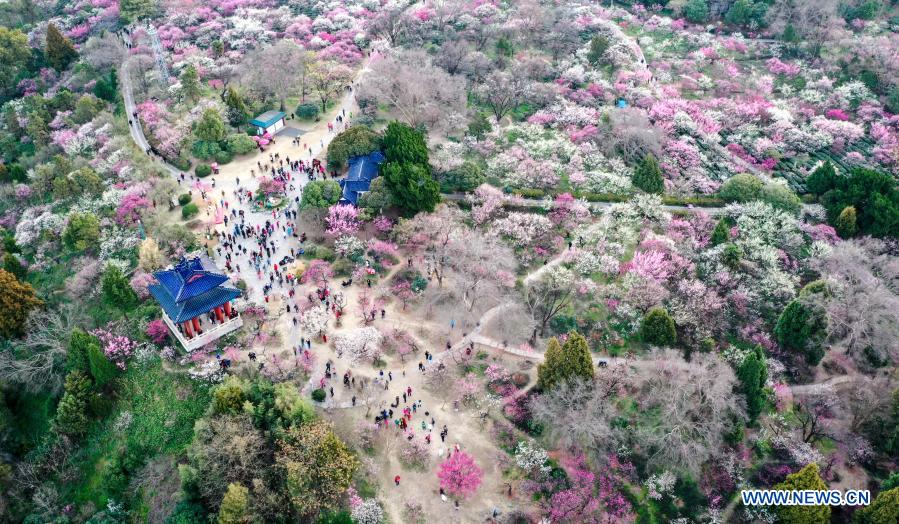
249, 110, 287, 135
338, 151, 385, 205
149, 255, 243, 351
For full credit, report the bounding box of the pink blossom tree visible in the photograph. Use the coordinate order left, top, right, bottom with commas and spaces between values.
301, 259, 334, 286
146, 319, 169, 345
436, 451, 483, 500
325, 204, 361, 236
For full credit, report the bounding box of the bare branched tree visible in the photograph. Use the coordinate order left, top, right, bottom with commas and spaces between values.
358, 50, 466, 131
631, 350, 745, 475
812, 238, 899, 367
0, 306, 85, 395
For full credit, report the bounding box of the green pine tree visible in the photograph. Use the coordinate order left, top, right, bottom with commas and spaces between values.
737, 346, 767, 423
774, 464, 831, 524
587, 35, 610, 66
218, 483, 250, 524
180, 65, 202, 103
2, 253, 26, 281
119, 0, 158, 22
45, 23, 78, 71
68, 328, 95, 373
382, 162, 440, 215
382, 121, 429, 166
537, 332, 595, 390
805, 161, 837, 196
87, 338, 118, 388
194, 109, 227, 142
774, 299, 827, 366
101, 266, 139, 319
640, 307, 677, 347
834, 206, 858, 238
710, 218, 731, 246
54, 371, 92, 437
633, 154, 665, 194
854, 487, 899, 524
224, 87, 249, 128
537, 338, 563, 390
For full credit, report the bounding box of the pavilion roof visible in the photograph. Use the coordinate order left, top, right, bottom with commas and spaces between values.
250, 110, 287, 128
149, 256, 241, 321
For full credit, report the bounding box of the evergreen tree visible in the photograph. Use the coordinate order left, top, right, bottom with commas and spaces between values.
805, 161, 837, 196
854, 487, 898, 524
62, 213, 101, 252
683, 0, 710, 23
587, 35, 610, 66
633, 154, 665, 194
710, 218, 731, 246
68, 328, 95, 373
382, 162, 440, 214
0, 27, 31, 96
774, 464, 830, 524
54, 371, 92, 437
218, 483, 250, 524
537, 332, 595, 390
467, 112, 492, 140
119, 0, 158, 22
224, 87, 248, 128
783, 23, 799, 43
737, 346, 767, 423
0, 269, 42, 339
2, 253, 26, 281
101, 266, 139, 319
195, 109, 226, 143
180, 65, 202, 103
382, 122, 429, 166
834, 205, 858, 238
538, 338, 563, 390
45, 23, 78, 71
640, 307, 677, 347
774, 299, 827, 366
87, 338, 118, 388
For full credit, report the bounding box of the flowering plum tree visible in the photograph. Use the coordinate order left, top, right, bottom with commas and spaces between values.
436, 451, 482, 499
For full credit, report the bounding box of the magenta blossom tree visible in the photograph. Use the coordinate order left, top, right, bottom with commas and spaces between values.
146, 319, 169, 345
437, 451, 482, 499
301, 259, 334, 285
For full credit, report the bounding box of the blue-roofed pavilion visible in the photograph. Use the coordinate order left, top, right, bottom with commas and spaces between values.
339, 151, 385, 205
149, 255, 243, 351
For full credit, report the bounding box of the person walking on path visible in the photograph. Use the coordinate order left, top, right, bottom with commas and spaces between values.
394, 475, 401, 486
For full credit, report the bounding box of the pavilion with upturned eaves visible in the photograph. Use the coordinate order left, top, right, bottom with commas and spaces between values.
149, 255, 242, 351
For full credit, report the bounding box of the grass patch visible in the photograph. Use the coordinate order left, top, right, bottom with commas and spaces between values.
66, 356, 211, 507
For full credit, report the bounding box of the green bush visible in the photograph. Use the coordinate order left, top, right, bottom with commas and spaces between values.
172, 155, 192, 171
214, 149, 233, 164
514, 188, 546, 199
226, 133, 256, 155
302, 245, 336, 262
640, 308, 677, 347
191, 140, 221, 160
182, 203, 199, 219
311, 388, 326, 402
296, 103, 320, 120
326, 125, 382, 170
684, 0, 710, 23
195, 164, 212, 178
178, 193, 192, 206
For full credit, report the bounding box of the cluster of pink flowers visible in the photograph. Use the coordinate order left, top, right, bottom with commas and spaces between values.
325, 204, 361, 236
91, 328, 139, 370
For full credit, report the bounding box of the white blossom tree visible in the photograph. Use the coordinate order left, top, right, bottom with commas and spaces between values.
334, 327, 383, 363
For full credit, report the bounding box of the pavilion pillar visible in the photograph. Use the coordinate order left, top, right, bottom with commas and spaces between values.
183, 321, 193, 338
224, 301, 232, 317
192, 317, 201, 333
215, 306, 224, 323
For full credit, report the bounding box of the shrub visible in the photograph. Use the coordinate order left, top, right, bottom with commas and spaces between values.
191, 140, 221, 160
195, 164, 212, 178
214, 149, 233, 164
296, 103, 320, 120
226, 133, 256, 155
326, 125, 382, 170
684, 0, 710, 23
311, 388, 326, 402
178, 193, 192, 205
182, 203, 199, 219
640, 308, 677, 347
